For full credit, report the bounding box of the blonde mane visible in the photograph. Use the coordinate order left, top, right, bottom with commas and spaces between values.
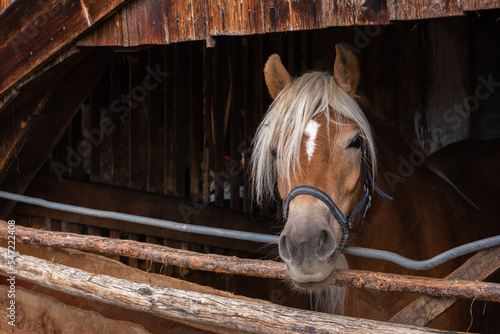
251, 71, 376, 204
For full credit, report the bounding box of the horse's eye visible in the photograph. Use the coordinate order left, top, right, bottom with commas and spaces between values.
271, 149, 277, 159
348, 135, 364, 149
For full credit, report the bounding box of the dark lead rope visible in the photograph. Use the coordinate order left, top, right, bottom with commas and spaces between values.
283, 149, 392, 249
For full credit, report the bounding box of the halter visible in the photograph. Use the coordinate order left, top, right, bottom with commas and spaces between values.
282, 149, 393, 249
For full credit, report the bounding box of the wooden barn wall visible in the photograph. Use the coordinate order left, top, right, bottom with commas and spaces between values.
10, 11, 500, 307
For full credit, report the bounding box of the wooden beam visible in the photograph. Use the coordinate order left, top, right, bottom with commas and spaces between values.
0, 50, 111, 218
389, 246, 500, 326
0, 0, 9, 13
0, 0, 131, 98
3, 221, 500, 303
0, 241, 267, 333
14, 174, 276, 254
0, 247, 464, 334
462, 0, 500, 11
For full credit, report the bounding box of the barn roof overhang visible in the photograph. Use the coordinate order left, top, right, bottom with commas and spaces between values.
2, 0, 500, 105
0, 0, 499, 217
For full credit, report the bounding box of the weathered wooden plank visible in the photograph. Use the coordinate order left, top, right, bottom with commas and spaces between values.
78, 0, 169, 47
324, 0, 356, 26
15, 174, 275, 254
166, 0, 204, 43
0, 0, 10, 13
462, 0, 500, 11
0, 50, 111, 218
0, 241, 257, 333
209, 0, 264, 36
0, 0, 130, 98
387, 0, 463, 20
3, 221, 500, 304
289, 0, 325, 30
0, 247, 466, 334
390, 246, 500, 326
76, 11, 125, 46
0, 286, 151, 334
354, 0, 390, 25
262, 0, 291, 32
123, 0, 168, 46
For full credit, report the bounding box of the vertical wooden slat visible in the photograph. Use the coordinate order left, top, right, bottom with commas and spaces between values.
387, 0, 462, 20
128, 53, 148, 191
89, 81, 103, 183
229, 39, 243, 210
49, 219, 62, 232
173, 44, 189, 198
213, 40, 228, 207
163, 45, 175, 196
146, 49, 165, 193
109, 229, 121, 261
128, 233, 140, 268
242, 36, 253, 213
29, 216, 46, 230
166, 0, 200, 43
88, 226, 102, 236
324, 0, 355, 26
189, 43, 204, 199
69, 223, 83, 234
354, 0, 390, 25
69, 109, 83, 180
202, 46, 214, 203
110, 54, 126, 187
145, 235, 157, 273
289, 0, 325, 30
262, 0, 290, 33
122, 0, 168, 46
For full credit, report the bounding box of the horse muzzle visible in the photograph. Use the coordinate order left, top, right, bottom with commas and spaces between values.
278, 209, 341, 290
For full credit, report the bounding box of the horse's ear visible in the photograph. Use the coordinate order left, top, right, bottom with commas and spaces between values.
264, 54, 292, 100
333, 44, 360, 97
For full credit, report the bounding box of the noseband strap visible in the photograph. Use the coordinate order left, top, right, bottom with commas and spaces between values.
282, 150, 392, 248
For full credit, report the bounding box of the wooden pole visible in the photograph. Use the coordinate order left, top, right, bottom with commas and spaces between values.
1, 221, 499, 303
389, 246, 500, 326
0, 247, 464, 334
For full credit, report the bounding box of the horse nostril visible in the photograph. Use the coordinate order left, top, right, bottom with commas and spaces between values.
279, 234, 292, 263
318, 229, 336, 259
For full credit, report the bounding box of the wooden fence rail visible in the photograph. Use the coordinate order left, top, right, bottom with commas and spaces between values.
0, 246, 466, 334
1, 221, 499, 303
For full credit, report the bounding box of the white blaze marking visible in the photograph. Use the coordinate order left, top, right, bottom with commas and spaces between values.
304, 120, 320, 162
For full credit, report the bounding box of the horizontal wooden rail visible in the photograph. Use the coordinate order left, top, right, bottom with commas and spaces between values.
1, 221, 499, 303
0, 247, 465, 334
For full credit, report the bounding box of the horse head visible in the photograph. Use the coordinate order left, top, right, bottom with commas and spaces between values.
252, 44, 377, 292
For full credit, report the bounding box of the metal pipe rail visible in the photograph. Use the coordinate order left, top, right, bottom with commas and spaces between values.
1, 190, 499, 271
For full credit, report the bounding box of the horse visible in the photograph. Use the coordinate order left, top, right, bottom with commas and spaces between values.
427, 138, 500, 228
250, 44, 496, 331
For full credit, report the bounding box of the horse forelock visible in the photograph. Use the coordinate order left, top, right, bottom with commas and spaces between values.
251, 71, 376, 204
